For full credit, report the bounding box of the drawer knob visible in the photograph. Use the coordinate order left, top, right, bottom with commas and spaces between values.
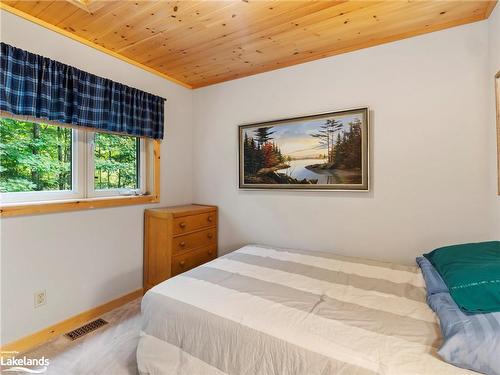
208, 250, 213, 255
180, 241, 186, 247
207, 216, 213, 222
179, 260, 186, 267
207, 233, 213, 239
179, 222, 186, 229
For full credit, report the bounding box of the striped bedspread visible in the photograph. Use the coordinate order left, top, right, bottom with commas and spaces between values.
137, 245, 475, 375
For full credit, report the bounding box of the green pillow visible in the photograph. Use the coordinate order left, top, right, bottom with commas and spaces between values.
424, 241, 500, 313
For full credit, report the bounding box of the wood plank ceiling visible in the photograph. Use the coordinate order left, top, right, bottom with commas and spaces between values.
1, 1, 497, 89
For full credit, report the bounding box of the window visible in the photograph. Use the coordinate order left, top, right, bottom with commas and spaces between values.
0, 120, 72, 192
89, 132, 146, 198
0, 116, 156, 208
0, 118, 80, 203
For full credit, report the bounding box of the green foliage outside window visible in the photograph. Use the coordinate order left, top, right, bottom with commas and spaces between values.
0, 118, 72, 193
0, 117, 140, 194
94, 132, 139, 190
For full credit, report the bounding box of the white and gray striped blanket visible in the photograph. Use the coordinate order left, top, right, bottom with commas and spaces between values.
137, 245, 475, 375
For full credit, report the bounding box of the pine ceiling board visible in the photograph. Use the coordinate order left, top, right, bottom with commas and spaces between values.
144, 2, 430, 82
144, 1, 360, 77
48, 1, 127, 41
486, 0, 498, 15
129, 8, 310, 71
145, 1, 353, 70
206, 2, 474, 71
186, 24, 486, 85
112, 3, 214, 61
65, 0, 108, 13
113, 1, 237, 54
83, 2, 159, 39
38, 1, 81, 26
93, 1, 194, 43
110, 1, 205, 53
122, 1, 290, 61
63, 2, 139, 43
180, 0, 487, 86
165, 1, 400, 77
51, 2, 116, 28
170, 1, 350, 58
2, 0, 496, 88
220, 0, 444, 60
1, 1, 26, 10
186, 3, 487, 87
251, 0, 454, 51
89, 2, 171, 50
25, 1, 119, 40
162, 2, 378, 75
9, 0, 54, 17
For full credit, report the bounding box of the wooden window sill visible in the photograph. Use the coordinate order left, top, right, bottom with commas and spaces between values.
0, 194, 159, 217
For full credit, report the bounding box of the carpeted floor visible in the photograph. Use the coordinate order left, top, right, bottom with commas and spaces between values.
7, 297, 142, 375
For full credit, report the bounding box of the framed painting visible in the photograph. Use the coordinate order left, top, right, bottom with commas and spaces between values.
238, 107, 369, 191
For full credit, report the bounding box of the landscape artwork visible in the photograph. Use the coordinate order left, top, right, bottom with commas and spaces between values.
239, 108, 369, 190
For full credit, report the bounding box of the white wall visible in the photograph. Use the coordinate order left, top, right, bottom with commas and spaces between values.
193, 20, 496, 264
0, 10, 194, 344
488, 6, 500, 237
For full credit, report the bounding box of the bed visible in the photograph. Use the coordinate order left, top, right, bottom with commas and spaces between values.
137, 244, 476, 375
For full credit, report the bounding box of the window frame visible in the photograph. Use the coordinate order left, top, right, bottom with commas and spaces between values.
86, 132, 147, 198
0, 114, 160, 217
0, 128, 84, 204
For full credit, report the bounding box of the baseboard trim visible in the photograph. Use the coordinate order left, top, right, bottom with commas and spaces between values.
1, 288, 143, 355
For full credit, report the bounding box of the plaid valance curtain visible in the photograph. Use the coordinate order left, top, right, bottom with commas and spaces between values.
0, 43, 165, 139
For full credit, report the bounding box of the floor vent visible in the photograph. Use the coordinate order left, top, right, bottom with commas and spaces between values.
64, 318, 108, 341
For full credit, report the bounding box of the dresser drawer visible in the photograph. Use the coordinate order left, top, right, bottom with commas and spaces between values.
171, 246, 217, 276
172, 227, 216, 255
173, 211, 216, 235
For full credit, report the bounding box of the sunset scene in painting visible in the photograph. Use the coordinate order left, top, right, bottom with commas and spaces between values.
240, 109, 368, 189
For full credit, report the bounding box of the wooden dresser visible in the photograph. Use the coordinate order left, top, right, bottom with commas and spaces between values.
143, 204, 218, 292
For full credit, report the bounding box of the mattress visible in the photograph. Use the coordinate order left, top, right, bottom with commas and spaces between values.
137, 244, 476, 375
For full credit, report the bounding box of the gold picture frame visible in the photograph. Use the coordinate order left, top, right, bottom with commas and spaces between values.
238, 107, 369, 191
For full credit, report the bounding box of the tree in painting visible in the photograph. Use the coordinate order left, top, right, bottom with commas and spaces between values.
310, 119, 343, 163
304, 118, 363, 185
254, 127, 275, 146
333, 119, 362, 170
242, 126, 299, 184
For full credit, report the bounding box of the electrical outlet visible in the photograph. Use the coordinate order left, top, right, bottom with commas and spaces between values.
34, 290, 46, 308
